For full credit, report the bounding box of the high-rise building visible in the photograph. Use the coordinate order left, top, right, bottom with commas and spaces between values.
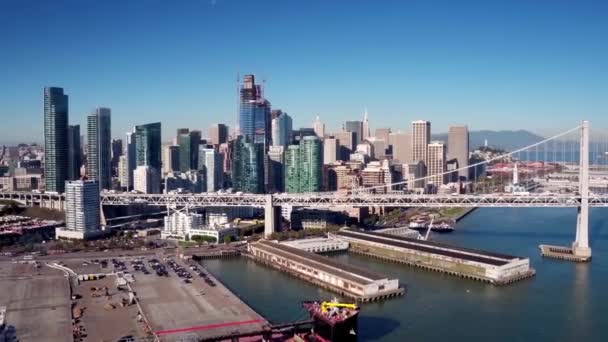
403, 161, 425, 190
333, 131, 357, 161
313, 115, 325, 138
239, 74, 271, 146
412, 120, 431, 165
231, 136, 264, 193
134, 165, 161, 194
64, 180, 100, 235
208, 124, 228, 145
285, 145, 300, 193
344, 120, 363, 144
427, 141, 446, 186
43, 87, 69, 193
389, 132, 412, 163
135, 122, 162, 169
164, 170, 205, 193
323, 138, 338, 165
362, 109, 371, 141
366, 137, 386, 159
267, 146, 285, 193
219, 143, 232, 176
86, 107, 112, 190
285, 136, 322, 193
118, 155, 128, 189
375, 128, 391, 146
361, 160, 394, 194
199, 147, 224, 192
111, 139, 123, 176
162, 144, 180, 175
447, 125, 469, 181
271, 111, 293, 147
177, 129, 201, 171
67, 125, 81, 180
123, 131, 136, 190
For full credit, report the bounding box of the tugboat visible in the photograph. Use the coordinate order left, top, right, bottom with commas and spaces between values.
301, 299, 359, 342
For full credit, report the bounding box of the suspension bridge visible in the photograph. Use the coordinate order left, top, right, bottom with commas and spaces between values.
1, 121, 606, 260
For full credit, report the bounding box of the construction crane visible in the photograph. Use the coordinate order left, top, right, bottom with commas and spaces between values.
423, 218, 434, 241
320, 301, 358, 313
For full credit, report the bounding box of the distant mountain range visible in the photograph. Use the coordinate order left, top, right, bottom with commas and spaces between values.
431, 130, 545, 151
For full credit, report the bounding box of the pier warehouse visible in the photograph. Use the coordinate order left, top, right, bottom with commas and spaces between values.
330, 230, 535, 285
248, 240, 404, 301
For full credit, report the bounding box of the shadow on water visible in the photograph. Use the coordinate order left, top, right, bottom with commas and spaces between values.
590, 220, 608, 247
358, 316, 400, 341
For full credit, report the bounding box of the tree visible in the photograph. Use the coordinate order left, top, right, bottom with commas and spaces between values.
223, 236, 232, 244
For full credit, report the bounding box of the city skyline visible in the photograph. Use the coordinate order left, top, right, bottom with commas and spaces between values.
2, 1, 607, 144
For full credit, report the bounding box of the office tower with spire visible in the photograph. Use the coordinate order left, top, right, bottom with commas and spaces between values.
67, 124, 81, 180
86, 107, 112, 190
447, 125, 470, 181
362, 109, 371, 141
313, 115, 325, 138
43, 87, 69, 193
271, 111, 293, 147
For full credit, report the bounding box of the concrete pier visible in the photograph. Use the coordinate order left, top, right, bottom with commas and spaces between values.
331, 230, 535, 285
248, 240, 404, 301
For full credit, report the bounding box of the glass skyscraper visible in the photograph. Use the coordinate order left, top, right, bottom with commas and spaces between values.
271, 111, 293, 147
285, 136, 323, 193
43, 87, 69, 193
86, 107, 112, 190
177, 129, 201, 171
135, 122, 162, 169
231, 136, 264, 194
239, 74, 271, 147
67, 124, 81, 180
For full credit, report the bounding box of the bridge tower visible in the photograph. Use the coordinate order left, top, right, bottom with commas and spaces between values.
572, 120, 592, 259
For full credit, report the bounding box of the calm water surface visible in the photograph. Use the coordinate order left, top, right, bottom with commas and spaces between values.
202, 208, 608, 341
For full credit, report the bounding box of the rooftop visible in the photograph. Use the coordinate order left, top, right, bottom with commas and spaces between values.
254, 240, 387, 285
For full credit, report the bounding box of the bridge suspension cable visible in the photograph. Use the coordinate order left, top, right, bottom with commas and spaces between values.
352, 124, 583, 194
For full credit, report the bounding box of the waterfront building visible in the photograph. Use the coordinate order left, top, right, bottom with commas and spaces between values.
162, 144, 180, 175
267, 145, 285, 193
57, 180, 101, 240
208, 123, 228, 145
43, 87, 69, 193
344, 120, 363, 144
390, 132, 412, 163
163, 211, 239, 242
313, 115, 325, 138
67, 125, 81, 180
231, 136, 264, 193
271, 111, 293, 147
239, 74, 271, 146
134, 165, 160, 194
323, 138, 338, 165
447, 125, 470, 181
427, 141, 447, 187
86, 107, 112, 190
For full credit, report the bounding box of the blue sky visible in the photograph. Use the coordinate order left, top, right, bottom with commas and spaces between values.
1, 0, 606, 144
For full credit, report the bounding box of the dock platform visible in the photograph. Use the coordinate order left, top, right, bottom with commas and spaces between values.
539, 244, 591, 262
331, 230, 535, 285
